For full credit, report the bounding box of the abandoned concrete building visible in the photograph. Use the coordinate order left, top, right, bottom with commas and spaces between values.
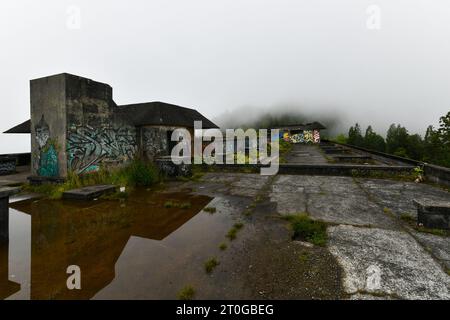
4, 73, 218, 179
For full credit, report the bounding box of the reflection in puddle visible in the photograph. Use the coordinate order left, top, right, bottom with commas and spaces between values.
0, 190, 238, 300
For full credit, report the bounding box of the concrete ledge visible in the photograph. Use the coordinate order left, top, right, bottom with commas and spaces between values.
414, 199, 450, 230
325, 140, 450, 187
277, 164, 414, 176
28, 175, 65, 185
424, 164, 450, 188
62, 185, 116, 200
332, 155, 373, 162
205, 163, 415, 177
0, 187, 20, 199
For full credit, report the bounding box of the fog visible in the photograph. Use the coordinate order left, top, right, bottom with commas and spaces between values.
1, 0, 449, 153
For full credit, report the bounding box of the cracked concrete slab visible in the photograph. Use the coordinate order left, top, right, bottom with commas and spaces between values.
412, 231, 450, 269
328, 225, 450, 300
357, 179, 450, 218
308, 193, 397, 229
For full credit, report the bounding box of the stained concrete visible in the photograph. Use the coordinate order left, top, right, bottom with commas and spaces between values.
284, 144, 328, 164
328, 225, 450, 300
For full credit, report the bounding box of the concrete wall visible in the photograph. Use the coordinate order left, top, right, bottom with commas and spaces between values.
139, 125, 194, 161
30, 74, 138, 178
65, 74, 136, 174
30, 73, 194, 179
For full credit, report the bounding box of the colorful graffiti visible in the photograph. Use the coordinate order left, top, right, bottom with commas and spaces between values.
313, 130, 321, 143
35, 115, 59, 177
290, 133, 304, 143
67, 125, 137, 174
282, 130, 321, 144
303, 130, 314, 143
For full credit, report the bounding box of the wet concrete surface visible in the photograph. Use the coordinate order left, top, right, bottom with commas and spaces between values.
2, 168, 450, 299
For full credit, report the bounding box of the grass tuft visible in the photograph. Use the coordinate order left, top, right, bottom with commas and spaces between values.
204, 207, 217, 214
226, 222, 244, 241
177, 285, 195, 300
204, 257, 219, 274
23, 159, 159, 200
219, 242, 227, 251
284, 213, 328, 246
164, 201, 191, 209
400, 213, 415, 223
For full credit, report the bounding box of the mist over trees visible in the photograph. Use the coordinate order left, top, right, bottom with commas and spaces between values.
213, 105, 344, 135
340, 112, 450, 168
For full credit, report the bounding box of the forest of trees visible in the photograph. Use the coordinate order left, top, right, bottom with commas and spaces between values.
334, 111, 450, 168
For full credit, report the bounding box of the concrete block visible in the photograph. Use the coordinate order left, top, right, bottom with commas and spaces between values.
62, 185, 116, 200
414, 199, 450, 230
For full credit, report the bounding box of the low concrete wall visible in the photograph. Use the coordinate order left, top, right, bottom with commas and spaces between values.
325, 140, 450, 187
277, 164, 414, 176
424, 164, 450, 187
203, 163, 415, 177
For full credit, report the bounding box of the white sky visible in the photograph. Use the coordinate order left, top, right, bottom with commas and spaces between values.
1, 0, 449, 153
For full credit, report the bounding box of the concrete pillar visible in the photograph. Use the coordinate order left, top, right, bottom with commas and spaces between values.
0, 187, 19, 242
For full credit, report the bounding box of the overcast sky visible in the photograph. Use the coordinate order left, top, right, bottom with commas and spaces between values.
1, 0, 449, 153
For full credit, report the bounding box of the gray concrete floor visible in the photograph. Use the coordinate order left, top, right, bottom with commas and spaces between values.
284, 144, 329, 164
172, 172, 450, 299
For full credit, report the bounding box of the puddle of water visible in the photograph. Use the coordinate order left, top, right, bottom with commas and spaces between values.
1, 189, 237, 300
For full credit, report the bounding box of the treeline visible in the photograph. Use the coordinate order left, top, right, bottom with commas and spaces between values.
334, 111, 450, 168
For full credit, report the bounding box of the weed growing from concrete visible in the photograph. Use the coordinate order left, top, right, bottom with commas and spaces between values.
226, 228, 238, 240
400, 213, 415, 223
23, 159, 159, 200
233, 222, 244, 230
415, 226, 449, 237
204, 257, 219, 273
164, 201, 175, 208
219, 242, 227, 251
298, 252, 309, 263
284, 213, 328, 247
164, 201, 191, 209
204, 207, 217, 214
177, 285, 195, 300
179, 202, 191, 209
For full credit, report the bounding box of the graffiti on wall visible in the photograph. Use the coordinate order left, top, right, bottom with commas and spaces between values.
313, 130, 320, 143
142, 127, 169, 160
290, 133, 304, 143
284, 130, 321, 144
0, 159, 16, 175
35, 115, 59, 177
67, 125, 137, 174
